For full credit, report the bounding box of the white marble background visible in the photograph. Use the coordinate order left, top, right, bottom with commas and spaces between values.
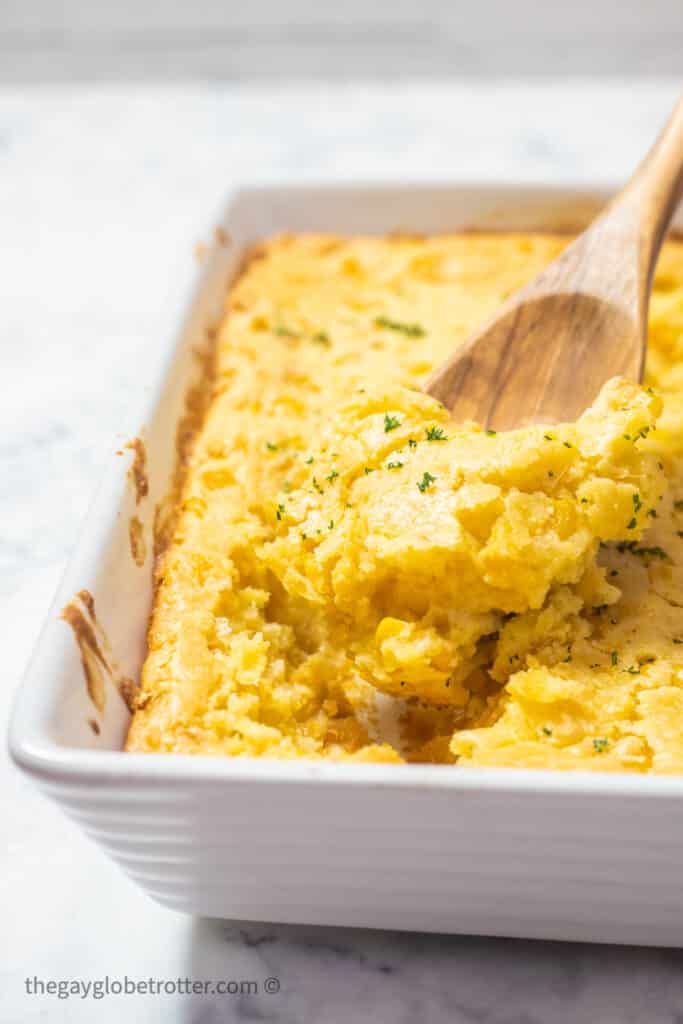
4, 79, 683, 1022
2, 0, 682, 79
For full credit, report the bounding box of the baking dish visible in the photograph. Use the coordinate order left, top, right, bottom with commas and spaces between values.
10, 183, 683, 946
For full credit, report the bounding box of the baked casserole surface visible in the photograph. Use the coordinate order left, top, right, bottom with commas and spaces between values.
126, 232, 683, 771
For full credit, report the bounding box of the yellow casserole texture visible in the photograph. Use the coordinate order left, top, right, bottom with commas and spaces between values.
126, 232, 683, 772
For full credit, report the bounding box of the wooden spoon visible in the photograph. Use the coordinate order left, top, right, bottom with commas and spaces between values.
426, 96, 683, 430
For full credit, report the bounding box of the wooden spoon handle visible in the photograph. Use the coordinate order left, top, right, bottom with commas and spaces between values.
611, 95, 683, 300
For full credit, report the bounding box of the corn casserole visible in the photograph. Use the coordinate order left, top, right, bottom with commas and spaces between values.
126, 232, 683, 772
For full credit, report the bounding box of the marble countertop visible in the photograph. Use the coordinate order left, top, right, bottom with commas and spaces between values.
4, 79, 683, 1023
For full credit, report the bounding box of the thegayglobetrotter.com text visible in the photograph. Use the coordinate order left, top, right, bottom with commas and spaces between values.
25, 975, 281, 1000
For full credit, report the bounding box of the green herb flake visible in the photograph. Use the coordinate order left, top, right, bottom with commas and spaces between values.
374, 315, 425, 338
312, 331, 331, 346
273, 324, 298, 338
616, 542, 669, 561
328, 520, 335, 530
265, 441, 279, 452
593, 738, 609, 753
304, 456, 314, 465
325, 469, 339, 483
364, 467, 375, 475
633, 493, 642, 512
276, 503, 286, 521
542, 726, 553, 737
627, 517, 637, 530
387, 461, 404, 470
485, 429, 497, 437
425, 426, 447, 442
563, 441, 573, 449
611, 651, 618, 666
417, 471, 436, 493
543, 433, 554, 442
408, 439, 418, 449
312, 477, 324, 495
384, 413, 401, 433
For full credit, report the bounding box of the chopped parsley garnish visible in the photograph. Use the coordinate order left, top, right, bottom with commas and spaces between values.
387, 461, 404, 470
615, 541, 669, 560
673, 638, 683, 645
364, 467, 375, 475
384, 413, 401, 433
542, 726, 553, 736
627, 517, 637, 530
543, 433, 554, 442
374, 315, 425, 338
328, 519, 334, 530
624, 665, 640, 675
304, 456, 314, 465
593, 738, 609, 753
611, 651, 618, 666
312, 477, 324, 494
633, 493, 642, 512
417, 471, 436, 493
408, 439, 418, 449
265, 441, 279, 451
325, 469, 339, 482
485, 429, 497, 437
276, 503, 286, 521
563, 441, 573, 449
312, 331, 331, 346
425, 426, 447, 442
273, 324, 298, 338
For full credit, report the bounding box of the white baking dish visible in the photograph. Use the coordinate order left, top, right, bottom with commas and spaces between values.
10, 183, 683, 946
